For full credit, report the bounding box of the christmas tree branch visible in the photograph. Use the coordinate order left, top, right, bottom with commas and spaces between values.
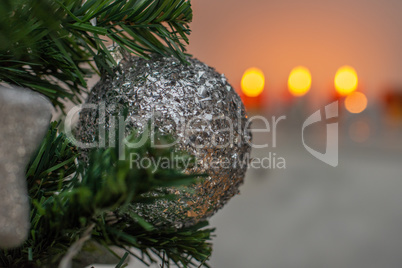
58, 223, 95, 268
0, 0, 192, 112
0, 122, 213, 267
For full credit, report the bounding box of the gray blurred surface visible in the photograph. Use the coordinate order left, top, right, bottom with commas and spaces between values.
93, 122, 402, 268
208, 130, 402, 268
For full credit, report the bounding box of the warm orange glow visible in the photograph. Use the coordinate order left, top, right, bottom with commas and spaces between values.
288, 66, 312, 97
334, 66, 358, 96
345, 92, 368, 113
241, 67, 265, 97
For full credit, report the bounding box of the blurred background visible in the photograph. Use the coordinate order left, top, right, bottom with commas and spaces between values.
189, 0, 402, 268
93, 0, 402, 267
188, 0, 402, 268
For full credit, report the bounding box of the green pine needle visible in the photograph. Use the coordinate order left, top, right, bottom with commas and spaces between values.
0, 0, 192, 112
0, 123, 214, 267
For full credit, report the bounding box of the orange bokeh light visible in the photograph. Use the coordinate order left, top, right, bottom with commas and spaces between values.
288, 66, 312, 97
345, 91, 368, 113
241, 68, 265, 97
335, 66, 358, 96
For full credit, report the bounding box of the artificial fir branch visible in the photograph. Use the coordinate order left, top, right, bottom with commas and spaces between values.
0, 0, 192, 112
0, 2, 215, 267
0, 123, 214, 267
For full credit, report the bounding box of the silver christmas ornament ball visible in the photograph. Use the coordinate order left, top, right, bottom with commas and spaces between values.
76, 55, 251, 228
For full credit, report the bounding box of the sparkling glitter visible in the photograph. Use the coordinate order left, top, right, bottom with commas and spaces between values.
77, 55, 252, 228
